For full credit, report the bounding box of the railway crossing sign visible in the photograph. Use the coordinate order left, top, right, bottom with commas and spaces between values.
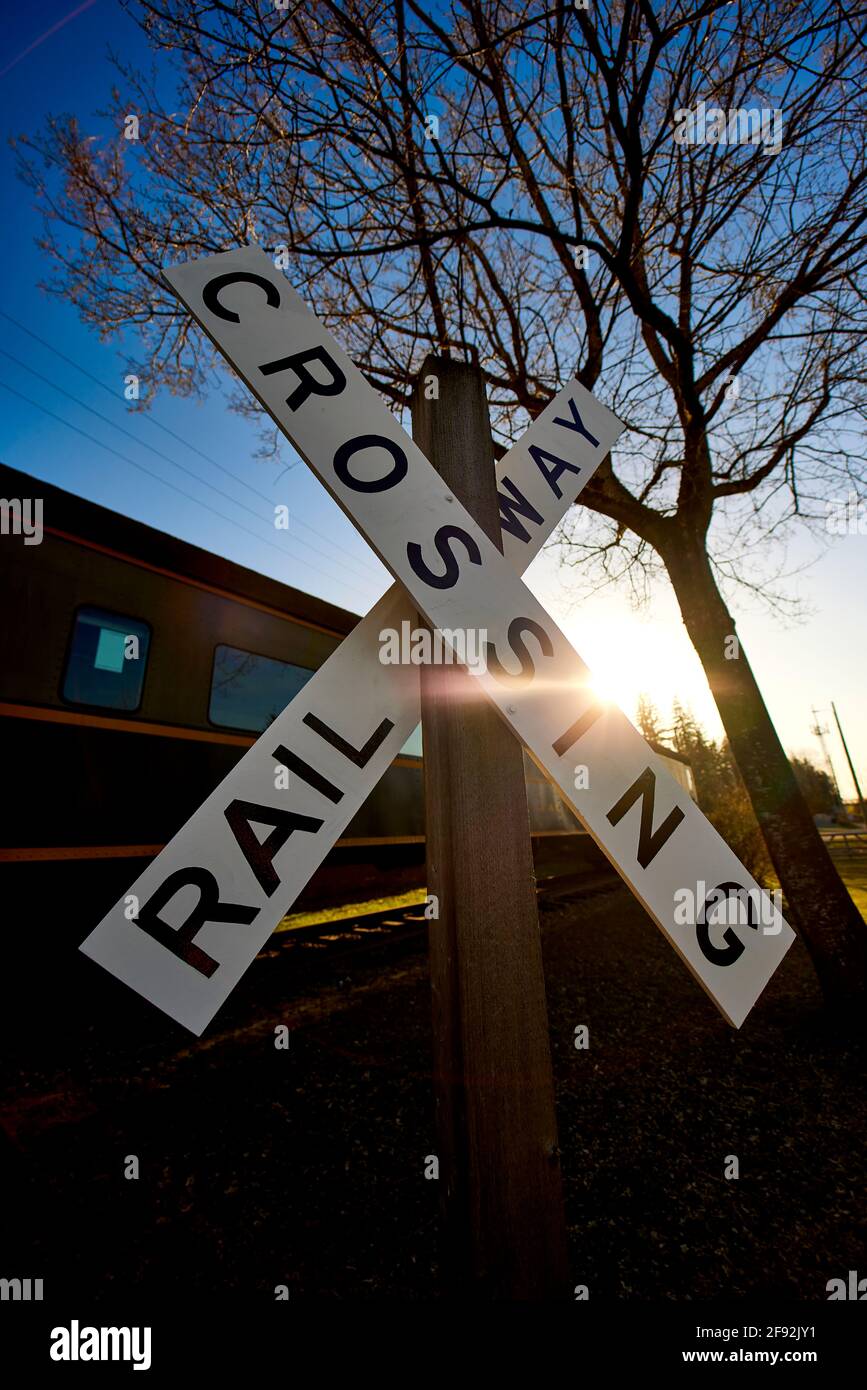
79, 355, 621, 1032
81, 246, 795, 1034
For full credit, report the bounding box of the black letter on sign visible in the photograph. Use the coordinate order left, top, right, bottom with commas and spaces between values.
496, 477, 545, 545
552, 396, 600, 449
407, 525, 482, 590
303, 710, 394, 767
697, 881, 756, 966
529, 444, 583, 501
272, 744, 343, 803
606, 767, 685, 869
133, 867, 258, 979
552, 702, 604, 757
486, 617, 554, 687
333, 434, 408, 493
259, 346, 347, 412
202, 271, 281, 324
224, 800, 323, 897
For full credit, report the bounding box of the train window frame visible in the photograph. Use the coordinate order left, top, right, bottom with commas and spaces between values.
207, 641, 425, 758
208, 641, 316, 734
61, 604, 152, 714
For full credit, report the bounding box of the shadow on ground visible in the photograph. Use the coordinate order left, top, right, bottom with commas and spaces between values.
1, 878, 865, 1300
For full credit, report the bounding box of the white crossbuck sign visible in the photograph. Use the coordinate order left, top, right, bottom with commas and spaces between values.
80, 247, 795, 1034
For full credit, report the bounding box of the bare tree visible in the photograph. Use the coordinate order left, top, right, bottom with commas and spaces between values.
18, 0, 867, 1003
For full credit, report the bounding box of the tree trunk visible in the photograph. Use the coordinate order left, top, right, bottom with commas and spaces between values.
662, 530, 867, 1008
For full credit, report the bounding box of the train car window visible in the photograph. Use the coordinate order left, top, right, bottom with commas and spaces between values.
62, 606, 151, 711
400, 723, 423, 758
210, 642, 425, 757
209, 643, 314, 732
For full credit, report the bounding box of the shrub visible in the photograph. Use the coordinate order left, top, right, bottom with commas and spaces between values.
707, 783, 774, 889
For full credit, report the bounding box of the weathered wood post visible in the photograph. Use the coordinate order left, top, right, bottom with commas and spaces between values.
411, 353, 569, 1300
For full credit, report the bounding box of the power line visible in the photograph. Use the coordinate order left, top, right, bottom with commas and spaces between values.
0, 308, 261, 478
0, 345, 274, 526
0, 376, 356, 592
0, 344, 379, 587
0, 307, 384, 579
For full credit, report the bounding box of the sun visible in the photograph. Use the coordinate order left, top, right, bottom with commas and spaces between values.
553, 604, 724, 742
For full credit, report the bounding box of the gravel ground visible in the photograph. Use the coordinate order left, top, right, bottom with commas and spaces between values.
1, 878, 865, 1302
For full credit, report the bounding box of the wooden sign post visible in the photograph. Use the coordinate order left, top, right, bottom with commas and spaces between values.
412, 355, 569, 1300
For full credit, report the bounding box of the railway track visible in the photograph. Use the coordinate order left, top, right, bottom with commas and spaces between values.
259, 863, 623, 975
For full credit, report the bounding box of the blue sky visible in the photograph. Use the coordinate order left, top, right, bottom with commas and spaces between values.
0, 0, 390, 618
1, 0, 865, 801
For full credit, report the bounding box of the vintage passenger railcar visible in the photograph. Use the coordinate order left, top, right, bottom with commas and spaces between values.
0, 461, 693, 934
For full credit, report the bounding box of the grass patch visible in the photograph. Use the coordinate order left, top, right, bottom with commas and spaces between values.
276, 887, 428, 932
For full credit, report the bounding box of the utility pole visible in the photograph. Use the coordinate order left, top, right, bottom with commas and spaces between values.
831, 702, 867, 828
411, 354, 569, 1301
810, 706, 843, 808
